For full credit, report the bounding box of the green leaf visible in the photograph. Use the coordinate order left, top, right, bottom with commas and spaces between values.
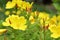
53, 3, 60, 11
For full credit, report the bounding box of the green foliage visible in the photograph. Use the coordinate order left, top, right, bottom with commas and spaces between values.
53, 3, 60, 11
53, 0, 60, 11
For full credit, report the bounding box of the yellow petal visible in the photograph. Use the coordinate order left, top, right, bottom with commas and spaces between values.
6, 1, 16, 9
19, 16, 26, 24
29, 16, 35, 24
2, 22, 10, 26
57, 15, 60, 21
19, 25, 27, 31
0, 29, 7, 35
51, 33, 60, 38
5, 11, 10, 16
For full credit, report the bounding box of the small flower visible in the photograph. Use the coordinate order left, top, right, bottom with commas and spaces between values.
38, 12, 50, 29
5, 11, 10, 16
29, 16, 35, 24
38, 12, 49, 20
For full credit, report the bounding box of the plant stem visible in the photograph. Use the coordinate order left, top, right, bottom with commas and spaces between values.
44, 27, 45, 40
4, 34, 7, 40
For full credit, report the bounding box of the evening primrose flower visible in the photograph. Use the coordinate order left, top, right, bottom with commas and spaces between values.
21, 1, 33, 10
48, 15, 60, 38
38, 12, 50, 28
38, 12, 49, 20
2, 15, 27, 31
49, 23, 60, 38
2, 15, 19, 26
31, 11, 39, 17
29, 16, 35, 24
6, 0, 23, 9
0, 29, 7, 35
49, 15, 57, 25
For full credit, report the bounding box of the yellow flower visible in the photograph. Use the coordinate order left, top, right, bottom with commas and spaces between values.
2, 15, 27, 31
21, 1, 33, 10
39, 19, 49, 27
49, 15, 60, 38
57, 15, 60, 21
38, 12, 49, 21
6, 0, 23, 9
0, 29, 7, 35
5, 11, 10, 15
49, 23, 60, 38
38, 12, 50, 28
49, 15, 57, 25
31, 11, 39, 17
29, 16, 35, 24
